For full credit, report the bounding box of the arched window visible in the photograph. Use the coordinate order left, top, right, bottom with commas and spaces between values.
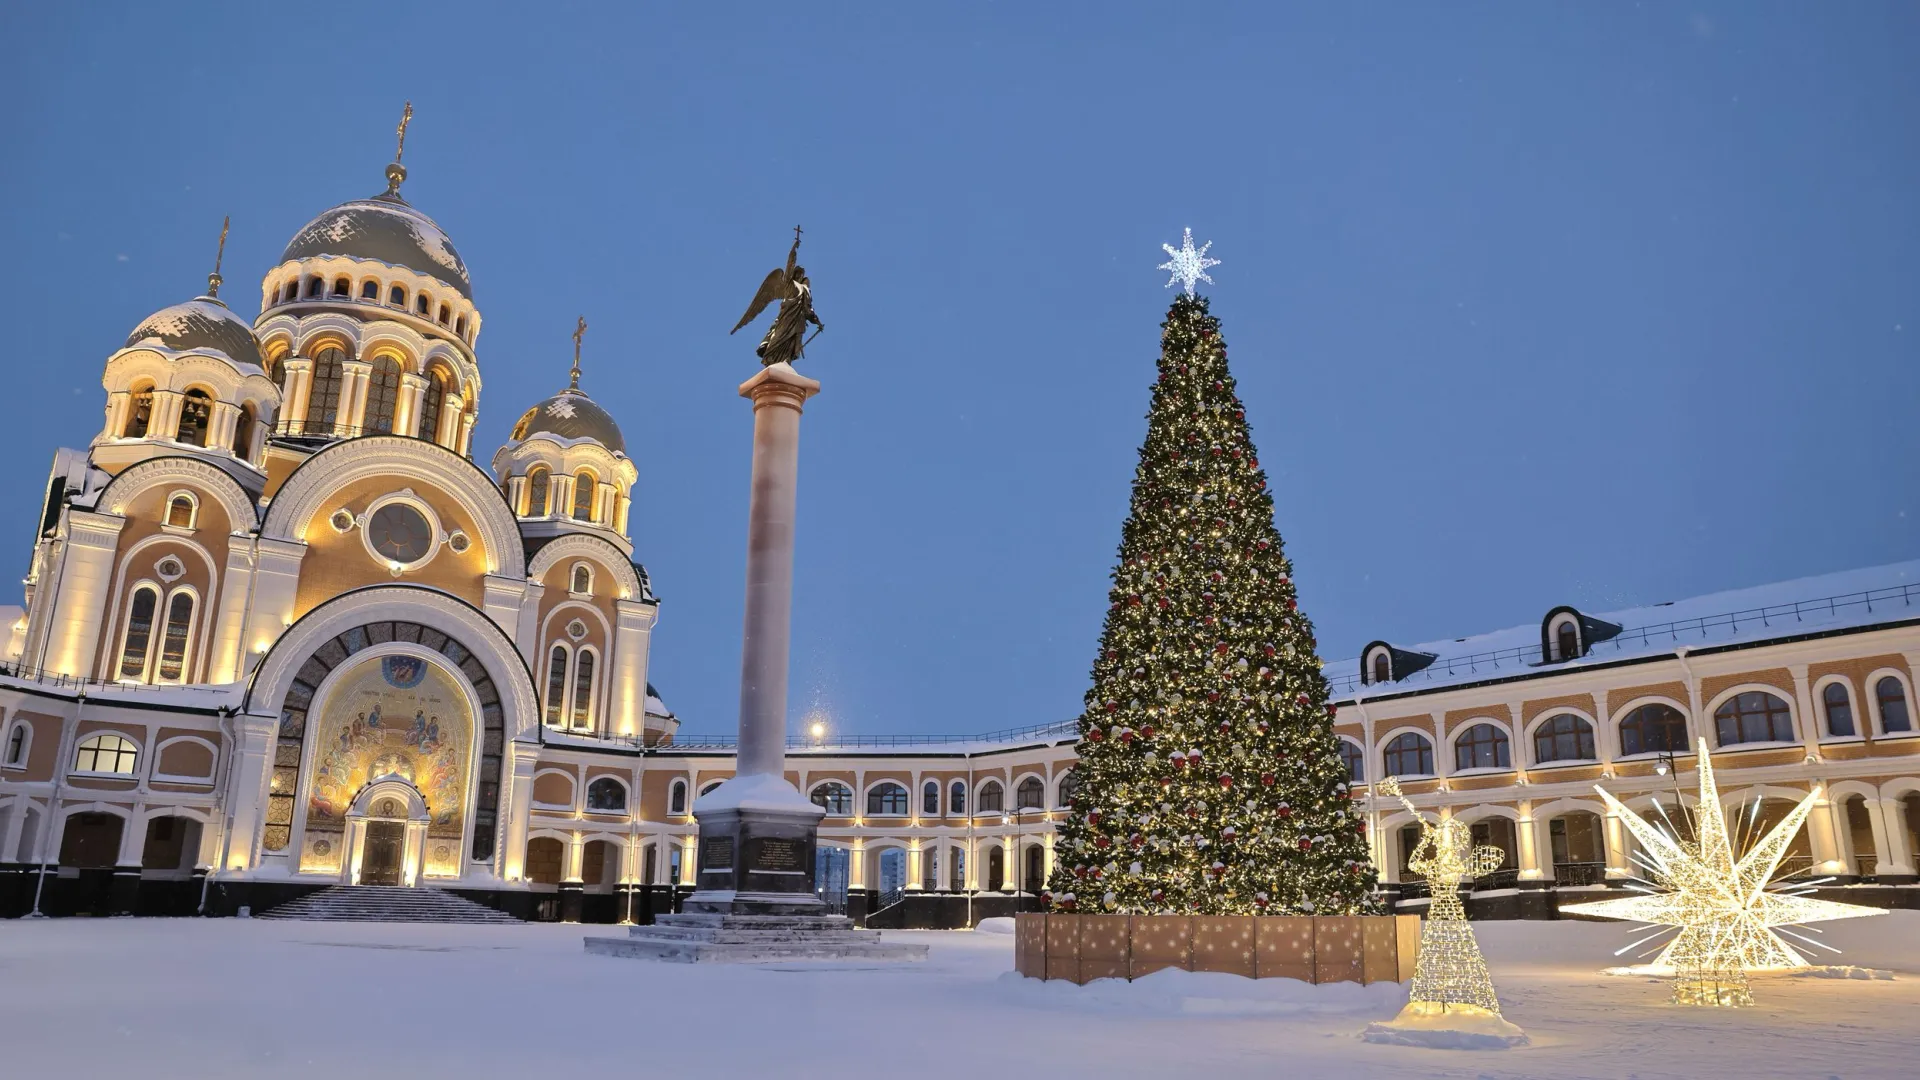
570, 649, 596, 728
455, 316, 467, 337
949, 780, 966, 816
304, 347, 346, 434
1876, 676, 1912, 734
267, 355, 287, 394
525, 468, 550, 516
156, 590, 194, 681
117, 585, 160, 681
811, 781, 853, 815
364, 357, 402, 434
977, 780, 1005, 813
922, 779, 939, 815
867, 782, 909, 816
1556, 622, 1579, 661
1714, 691, 1794, 746
305, 275, 324, 298
1338, 739, 1365, 782
416, 294, 431, 316
438, 303, 451, 325
283, 280, 300, 303
418, 368, 448, 442
668, 779, 688, 816
572, 470, 597, 522
231, 405, 255, 458
1822, 683, 1856, 738
4, 722, 27, 767
585, 777, 626, 812
1015, 777, 1045, 810
987, 846, 1006, 891
1454, 723, 1511, 770
166, 494, 196, 529
1383, 732, 1434, 777
177, 389, 213, 447
1056, 771, 1080, 807
1371, 652, 1390, 684
1619, 703, 1688, 756
571, 564, 592, 595
124, 388, 154, 438
74, 733, 139, 775
360, 280, 379, 300
1533, 714, 1596, 763
543, 644, 569, 725
389, 284, 407, 307
331, 276, 350, 297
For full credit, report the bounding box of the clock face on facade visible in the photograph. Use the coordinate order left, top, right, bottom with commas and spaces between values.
368, 503, 433, 564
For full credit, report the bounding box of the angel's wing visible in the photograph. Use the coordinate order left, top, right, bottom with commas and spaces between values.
1468, 845, 1507, 877
730, 268, 792, 334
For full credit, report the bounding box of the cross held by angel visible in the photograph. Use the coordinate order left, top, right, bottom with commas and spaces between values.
732, 226, 824, 368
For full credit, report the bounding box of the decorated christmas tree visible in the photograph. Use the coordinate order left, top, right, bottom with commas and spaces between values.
1047, 232, 1377, 917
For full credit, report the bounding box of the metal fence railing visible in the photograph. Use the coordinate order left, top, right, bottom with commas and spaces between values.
0, 661, 235, 698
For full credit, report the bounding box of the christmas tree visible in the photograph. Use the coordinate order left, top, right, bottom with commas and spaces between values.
1048, 236, 1377, 916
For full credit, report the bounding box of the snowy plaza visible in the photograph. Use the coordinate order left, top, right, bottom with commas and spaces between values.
1, 914, 1917, 1078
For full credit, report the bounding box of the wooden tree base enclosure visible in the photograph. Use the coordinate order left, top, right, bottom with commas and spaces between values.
1014, 913, 1421, 985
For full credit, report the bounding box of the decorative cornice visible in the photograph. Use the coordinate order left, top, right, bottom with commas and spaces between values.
95, 456, 259, 531
526, 532, 646, 601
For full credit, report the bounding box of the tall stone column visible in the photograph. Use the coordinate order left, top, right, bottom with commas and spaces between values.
687, 362, 827, 915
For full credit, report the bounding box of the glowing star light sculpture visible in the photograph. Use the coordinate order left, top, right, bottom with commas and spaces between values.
1561, 738, 1884, 1007
1362, 777, 1528, 1049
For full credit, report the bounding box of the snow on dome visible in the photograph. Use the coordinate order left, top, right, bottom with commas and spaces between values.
280, 193, 471, 299
508, 388, 626, 454
123, 297, 266, 371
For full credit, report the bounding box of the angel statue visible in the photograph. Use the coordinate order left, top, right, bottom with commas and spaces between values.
731, 226, 824, 367
1362, 778, 1528, 1047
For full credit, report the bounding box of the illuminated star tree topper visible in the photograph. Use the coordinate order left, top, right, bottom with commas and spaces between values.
1561, 738, 1885, 1006
1157, 227, 1220, 297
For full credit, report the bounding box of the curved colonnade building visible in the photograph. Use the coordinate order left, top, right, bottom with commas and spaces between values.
0, 139, 1914, 924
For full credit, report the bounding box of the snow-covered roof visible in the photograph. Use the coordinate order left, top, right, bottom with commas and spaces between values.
280, 193, 471, 298
122, 296, 266, 372
1329, 558, 1920, 700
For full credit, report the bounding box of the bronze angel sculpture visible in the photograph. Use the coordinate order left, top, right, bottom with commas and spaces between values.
731, 227, 824, 367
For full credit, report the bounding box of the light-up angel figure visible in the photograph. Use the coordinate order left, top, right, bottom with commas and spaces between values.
1363, 778, 1528, 1048
1561, 738, 1884, 1006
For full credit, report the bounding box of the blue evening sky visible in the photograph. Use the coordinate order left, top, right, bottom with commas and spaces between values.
1, 4, 1914, 738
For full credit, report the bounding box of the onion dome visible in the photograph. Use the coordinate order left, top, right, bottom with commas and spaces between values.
124, 296, 266, 371
509, 388, 625, 454
279, 165, 471, 298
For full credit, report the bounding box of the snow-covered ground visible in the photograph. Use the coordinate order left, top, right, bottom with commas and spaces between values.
2, 912, 1917, 1079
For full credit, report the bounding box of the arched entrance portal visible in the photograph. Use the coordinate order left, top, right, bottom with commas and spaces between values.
345, 778, 432, 887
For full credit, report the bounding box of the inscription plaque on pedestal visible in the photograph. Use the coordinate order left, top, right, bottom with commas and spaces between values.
702, 836, 735, 870
753, 836, 803, 872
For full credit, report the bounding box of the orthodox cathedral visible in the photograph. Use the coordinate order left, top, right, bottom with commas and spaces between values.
0, 126, 680, 920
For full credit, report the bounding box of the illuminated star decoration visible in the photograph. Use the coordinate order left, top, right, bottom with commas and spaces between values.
1561, 739, 1884, 1005
1157, 228, 1220, 297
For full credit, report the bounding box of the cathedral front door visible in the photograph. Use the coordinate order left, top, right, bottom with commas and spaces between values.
360, 821, 406, 886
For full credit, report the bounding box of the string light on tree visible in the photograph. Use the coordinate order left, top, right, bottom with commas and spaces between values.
1362, 777, 1528, 1049
1045, 235, 1374, 918
1560, 739, 1885, 1007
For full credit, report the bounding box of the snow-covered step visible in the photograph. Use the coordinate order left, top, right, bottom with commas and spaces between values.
585, 912, 929, 964
258, 885, 521, 924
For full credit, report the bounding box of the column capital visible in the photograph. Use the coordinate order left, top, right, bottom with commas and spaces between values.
738, 362, 821, 413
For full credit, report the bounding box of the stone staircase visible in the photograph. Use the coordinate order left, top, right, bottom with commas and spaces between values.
258, 885, 521, 924
585, 912, 929, 963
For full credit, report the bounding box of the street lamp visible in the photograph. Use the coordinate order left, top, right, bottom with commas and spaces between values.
809, 720, 826, 745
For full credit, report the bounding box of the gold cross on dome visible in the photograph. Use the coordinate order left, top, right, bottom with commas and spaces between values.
208, 215, 230, 297
395, 101, 413, 163
570, 315, 587, 389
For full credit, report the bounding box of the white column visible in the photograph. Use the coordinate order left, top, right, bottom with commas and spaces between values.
1603, 808, 1631, 879
458, 411, 476, 456
1806, 790, 1847, 875
1873, 795, 1916, 876
615, 492, 632, 535
396, 373, 427, 437
209, 402, 240, 451
44, 511, 124, 679
206, 542, 255, 683
481, 576, 528, 643
733, 364, 821, 779
1792, 665, 1821, 758
223, 713, 279, 872
436, 393, 465, 448
502, 750, 538, 881
282, 360, 314, 434
338, 361, 372, 437
609, 599, 657, 737
102, 391, 129, 440
1516, 801, 1543, 881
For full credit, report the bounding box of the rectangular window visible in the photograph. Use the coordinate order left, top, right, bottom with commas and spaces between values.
156, 593, 193, 681
544, 647, 568, 725
571, 652, 595, 729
